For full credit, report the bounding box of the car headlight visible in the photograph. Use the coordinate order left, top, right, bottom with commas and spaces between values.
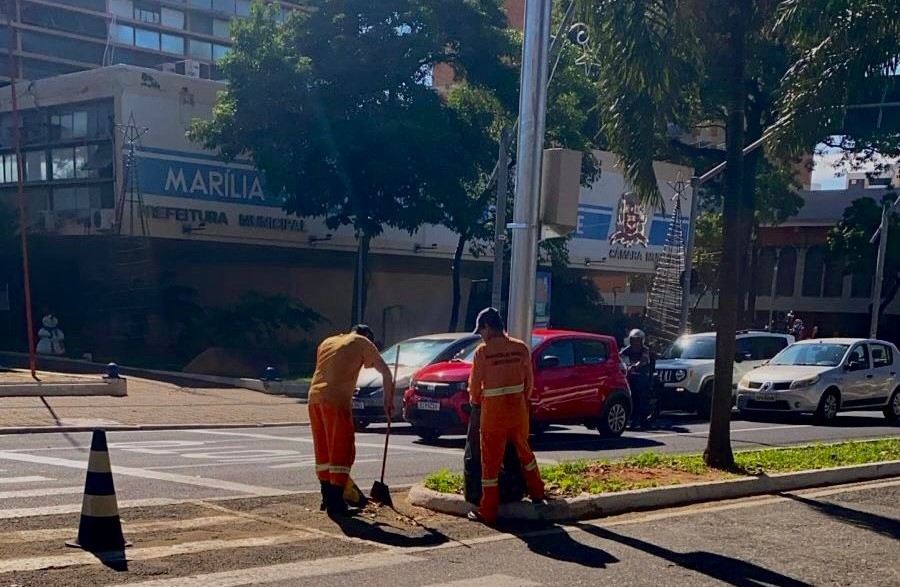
674, 369, 687, 382
738, 375, 751, 388
790, 376, 820, 389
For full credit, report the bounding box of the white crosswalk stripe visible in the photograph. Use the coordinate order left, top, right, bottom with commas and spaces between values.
0, 475, 54, 484
423, 575, 541, 587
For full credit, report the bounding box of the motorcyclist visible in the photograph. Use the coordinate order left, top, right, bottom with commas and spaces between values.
620, 329, 654, 429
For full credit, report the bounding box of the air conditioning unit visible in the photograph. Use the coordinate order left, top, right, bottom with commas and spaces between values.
175, 59, 201, 78
160, 62, 176, 73
91, 209, 117, 231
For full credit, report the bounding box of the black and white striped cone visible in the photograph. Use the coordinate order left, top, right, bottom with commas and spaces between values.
66, 429, 131, 551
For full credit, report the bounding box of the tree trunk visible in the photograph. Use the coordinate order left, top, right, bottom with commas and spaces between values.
351, 233, 371, 327
448, 234, 467, 332
705, 1, 750, 470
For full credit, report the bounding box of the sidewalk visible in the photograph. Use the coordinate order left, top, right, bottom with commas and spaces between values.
0, 375, 309, 432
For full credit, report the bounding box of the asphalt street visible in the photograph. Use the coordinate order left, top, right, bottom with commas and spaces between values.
0, 411, 896, 518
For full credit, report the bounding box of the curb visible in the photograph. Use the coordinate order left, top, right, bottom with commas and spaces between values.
408, 460, 900, 522
0, 421, 310, 435
0, 351, 309, 399
0, 375, 127, 398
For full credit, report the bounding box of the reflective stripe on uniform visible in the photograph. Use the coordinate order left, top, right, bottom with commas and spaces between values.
329, 466, 352, 474
315, 463, 330, 472
482, 383, 524, 398
481, 478, 498, 488
524, 459, 538, 472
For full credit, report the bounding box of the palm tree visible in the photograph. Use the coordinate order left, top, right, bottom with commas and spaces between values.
577, 0, 762, 468
770, 0, 900, 161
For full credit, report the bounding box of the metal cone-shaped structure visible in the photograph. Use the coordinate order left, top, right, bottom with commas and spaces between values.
645, 177, 688, 345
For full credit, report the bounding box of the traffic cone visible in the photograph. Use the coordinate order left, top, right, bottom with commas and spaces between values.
66, 430, 131, 551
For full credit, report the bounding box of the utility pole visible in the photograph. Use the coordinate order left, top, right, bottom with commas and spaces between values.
507, 0, 552, 346
869, 194, 899, 338
491, 126, 511, 313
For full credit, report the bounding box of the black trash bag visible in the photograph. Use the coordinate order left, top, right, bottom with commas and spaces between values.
463, 405, 527, 506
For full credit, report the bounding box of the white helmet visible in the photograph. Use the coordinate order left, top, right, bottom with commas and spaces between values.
628, 329, 646, 341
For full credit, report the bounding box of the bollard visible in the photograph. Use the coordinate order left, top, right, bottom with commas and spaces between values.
105, 363, 120, 379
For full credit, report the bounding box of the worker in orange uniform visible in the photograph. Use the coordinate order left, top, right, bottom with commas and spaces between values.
308, 324, 394, 517
467, 308, 546, 525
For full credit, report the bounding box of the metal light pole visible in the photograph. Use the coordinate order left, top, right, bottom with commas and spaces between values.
507, 0, 552, 345
680, 179, 699, 331
491, 126, 512, 313
869, 194, 900, 338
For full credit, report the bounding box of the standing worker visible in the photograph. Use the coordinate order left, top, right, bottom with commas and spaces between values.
308, 324, 395, 517
467, 308, 546, 525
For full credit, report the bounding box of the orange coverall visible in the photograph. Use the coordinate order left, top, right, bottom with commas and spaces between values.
308, 333, 380, 489
468, 335, 545, 524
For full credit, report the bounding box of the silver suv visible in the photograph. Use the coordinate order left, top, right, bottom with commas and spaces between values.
654, 330, 795, 418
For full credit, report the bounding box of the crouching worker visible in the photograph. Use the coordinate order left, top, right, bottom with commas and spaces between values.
467, 308, 546, 525
309, 324, 394, 517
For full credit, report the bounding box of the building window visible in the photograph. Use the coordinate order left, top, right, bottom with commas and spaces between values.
213, 0, 235, 13
758, 247, 777, 294
51, 148, 75, 179
109, 0, 133, 18
189, 13, 214, 35
213, 18, 230, 38
213, 44, 229, 61
802, 246, 827, 297
188, 0, 213, 9
51, 111, 88, 140
236, 0, 250, 17
25, 150, 46, 182
851, 273, 873, 298
134, 2, 161, 24
776, 247, 796, 297
114, 23, 135, 45
161, 34, 185, 55
0, 154, 18, 184
135, 28, 161, 50
822, 258, 845, 297
189, 39, 212, 60
161, 7, 185, 29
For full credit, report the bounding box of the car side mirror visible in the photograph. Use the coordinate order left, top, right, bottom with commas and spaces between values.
539, 356, 561, 370
845, 360, 863, 371
734, 353, 744, 364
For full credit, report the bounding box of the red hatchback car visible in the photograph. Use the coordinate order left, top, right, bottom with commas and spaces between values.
402, 329, 632, 442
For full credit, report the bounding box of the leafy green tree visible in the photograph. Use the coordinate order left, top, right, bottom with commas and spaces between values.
771, 0, 900, 163
191, 0, 513, 325
827, 195, 900, 323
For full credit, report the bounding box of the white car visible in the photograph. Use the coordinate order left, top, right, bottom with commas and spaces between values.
736, 338, 900, 424
351, 333, 481, 429
655, 330, 795, 418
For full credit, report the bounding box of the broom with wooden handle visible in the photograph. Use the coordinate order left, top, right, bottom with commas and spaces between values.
370, 345, 399, 506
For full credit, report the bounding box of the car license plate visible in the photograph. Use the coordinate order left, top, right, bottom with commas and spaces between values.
417, 401, 440, 412
351, 401, 365, 410
755, 393, 776, 402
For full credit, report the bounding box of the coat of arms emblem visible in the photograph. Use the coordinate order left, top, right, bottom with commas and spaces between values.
608, 191, 648, 247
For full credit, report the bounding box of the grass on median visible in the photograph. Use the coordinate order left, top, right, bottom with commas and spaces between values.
423, 438, 900, 498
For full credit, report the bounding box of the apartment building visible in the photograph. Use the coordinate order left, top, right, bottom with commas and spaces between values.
0, 0, 299, 83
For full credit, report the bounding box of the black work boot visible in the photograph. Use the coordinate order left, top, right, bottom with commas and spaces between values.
319, 480, 329, 511
325, 483, 348, 518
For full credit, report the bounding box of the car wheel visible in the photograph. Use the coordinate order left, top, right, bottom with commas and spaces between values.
815, 389, 840, 425
598, 397, 629, 438
353, 419, 370, 432
883, 388, 900, 422
696, 383, 712, 420
413, 427, 441, 443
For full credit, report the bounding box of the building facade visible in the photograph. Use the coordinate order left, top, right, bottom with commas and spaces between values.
0, 0, 300, 84
0, 64, 693, 367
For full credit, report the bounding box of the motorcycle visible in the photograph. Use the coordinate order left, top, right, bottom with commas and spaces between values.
624, 355, 661, 428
